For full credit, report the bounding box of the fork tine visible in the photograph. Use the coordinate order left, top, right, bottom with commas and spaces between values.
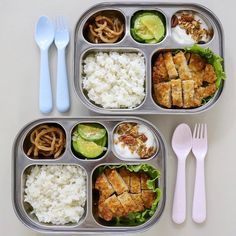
197, 123, 201, 139
200, 124, 204, 138
193, 124, 197, 138
204, 124, 207, 139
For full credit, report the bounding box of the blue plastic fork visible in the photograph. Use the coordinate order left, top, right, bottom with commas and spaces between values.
55, 16, 70, 112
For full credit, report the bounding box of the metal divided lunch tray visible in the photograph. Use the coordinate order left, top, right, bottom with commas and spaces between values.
12, 116, 166, 234
74, 2, 224, 114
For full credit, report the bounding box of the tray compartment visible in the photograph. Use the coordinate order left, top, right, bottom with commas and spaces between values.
82, 9, 126, 44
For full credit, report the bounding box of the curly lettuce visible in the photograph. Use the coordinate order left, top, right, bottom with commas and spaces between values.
96, 164, 161, 225
185, 44, 226, 88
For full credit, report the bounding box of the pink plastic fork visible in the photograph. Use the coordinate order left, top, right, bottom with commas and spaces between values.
192, 124, 208, 223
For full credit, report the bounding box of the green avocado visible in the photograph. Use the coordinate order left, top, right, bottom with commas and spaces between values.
77, 123, 106, 141
72, 136, 104, 158
131, 12, 165, 43
94, 135, 107, 147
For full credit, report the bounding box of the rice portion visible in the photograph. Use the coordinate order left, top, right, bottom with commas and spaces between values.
82, 52, 146, 108
24, 165, 86, 225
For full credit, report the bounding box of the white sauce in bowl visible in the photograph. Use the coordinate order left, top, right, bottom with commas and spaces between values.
114, 124, 157, 159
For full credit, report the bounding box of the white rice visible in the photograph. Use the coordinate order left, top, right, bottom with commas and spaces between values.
24, 165, 86, 225
82, 52, 146, 109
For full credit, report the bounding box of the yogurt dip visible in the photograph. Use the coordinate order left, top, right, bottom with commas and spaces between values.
171, 11, 213, 44
113, 122, 157, 159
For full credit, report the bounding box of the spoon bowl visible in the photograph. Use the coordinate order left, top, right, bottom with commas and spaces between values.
172, 123, 192, 158
35, 16, 54, 49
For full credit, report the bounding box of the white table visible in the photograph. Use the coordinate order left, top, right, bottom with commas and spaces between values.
1, 0, 235, 235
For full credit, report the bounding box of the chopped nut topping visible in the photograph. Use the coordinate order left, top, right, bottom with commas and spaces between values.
114, 123, 156, 159
172, 12, 213, 43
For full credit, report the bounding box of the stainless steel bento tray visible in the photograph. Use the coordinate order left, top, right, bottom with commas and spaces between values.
74, 2, 224, 114
12, 116, 166, 234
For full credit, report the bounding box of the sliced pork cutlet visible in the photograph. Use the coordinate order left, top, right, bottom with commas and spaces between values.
141, 190, 156, 209
130, 193, 145, 212
95, 172, 115, 201
171, 79, 183, 107
191, 71, 204, 88
153, 82, 172, 108
182, 80, 195, 108
103, 194, 126, 217
163, 52, 178, 79
117, 192, 138, 214
188, 53, 206, 72
98, 201, 114, 221
196, 83, 217, 99
130, 172, 141, 193
118, 167, 130, 190
105, 168, 128, 195
203, 64, 217, 84
140, 172, 150, 190
173, 51, 192, 80
153, 53, 168, 84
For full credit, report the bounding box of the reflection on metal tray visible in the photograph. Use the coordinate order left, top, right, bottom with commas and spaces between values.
12, 116, 166, 233
74, 2, 224, 114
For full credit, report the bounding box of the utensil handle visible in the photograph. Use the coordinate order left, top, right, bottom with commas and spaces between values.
39, 49, 52, 113
192, 159, 206, 223
56, 48, 70, 112
172, 158, 186, 224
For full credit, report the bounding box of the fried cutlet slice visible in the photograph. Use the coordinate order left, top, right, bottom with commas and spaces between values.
104, 194, 125, 217
118, 168, 130, 189
153, 53, 168, 84
130, 172, 141, 193
153, 82, 172, 108
182, 80, 195, 108
98, 201, 114, 221
203, 64, 217, 83
105, 169, 128, 195
173, 51, 192, 80
117, 192, 138, 214
163, 52, 178, 79
188, 53, 206, 72
196, 84, 217, 99
130, 193, 145, 212
191, 71, 204, 88
171, 79, 183, 107
140, 172, 150, 190
95, 173, 115, 200
141, 190, 156, 209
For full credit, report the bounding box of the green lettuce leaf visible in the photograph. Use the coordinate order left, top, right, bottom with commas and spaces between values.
185, 44, 226, 88
96, 164, 162, 225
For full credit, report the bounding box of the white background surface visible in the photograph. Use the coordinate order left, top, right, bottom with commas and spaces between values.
1, 0, 235, 235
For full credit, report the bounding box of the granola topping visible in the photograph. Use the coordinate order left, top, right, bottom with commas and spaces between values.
172, 11, 213, 44
114, 123, 157, 159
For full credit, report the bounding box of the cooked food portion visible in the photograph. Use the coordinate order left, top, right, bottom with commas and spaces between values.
152, 45, 225, 108
130, 172, 141, 193
105, 169, 129, 195
85, 14, 124, 43
141, 190, 156, 209
72, 123, 107, 159
94, 165, 160, 223
163, 52, 178, 79
131, 11, 166, 44
82, 52, 145, 109
114, 122, 157, 159
171, 79, 183, 107
25, 124, 66, 159
171, 11, 213, 44
24, 165, 86, 225
95, 173, 114, 201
